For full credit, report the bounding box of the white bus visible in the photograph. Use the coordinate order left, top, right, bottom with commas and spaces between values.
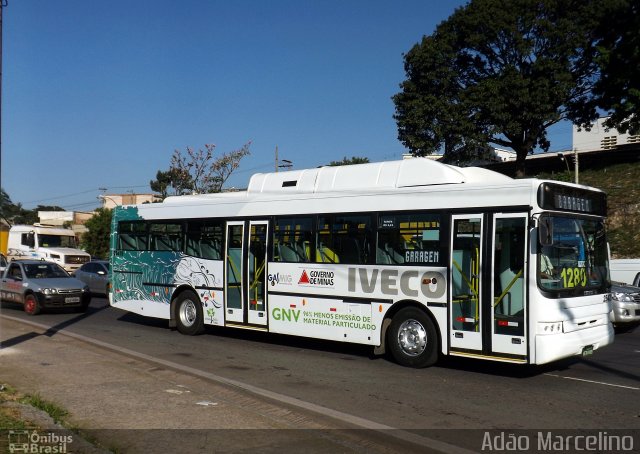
109, 158, 613, 367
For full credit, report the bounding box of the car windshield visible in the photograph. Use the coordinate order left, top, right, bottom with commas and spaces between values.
24, 263, 69, 279
538, 215, 608, 294
37, 234, 77, 248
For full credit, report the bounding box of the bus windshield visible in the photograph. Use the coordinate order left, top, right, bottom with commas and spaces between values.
37, 234, 77, 248
538, 215, 608, 293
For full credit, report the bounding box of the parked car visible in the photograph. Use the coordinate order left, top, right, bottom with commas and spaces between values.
609, 281, 640, 325
73, 260, 110, 295
0, 260, 91, 315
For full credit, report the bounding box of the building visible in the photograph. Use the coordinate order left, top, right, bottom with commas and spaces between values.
573, 117, 640, 153
98, 193, 162, 209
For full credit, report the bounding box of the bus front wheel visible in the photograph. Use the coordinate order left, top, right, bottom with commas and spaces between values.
388, 307, 438, 368
175, 291, 205, 335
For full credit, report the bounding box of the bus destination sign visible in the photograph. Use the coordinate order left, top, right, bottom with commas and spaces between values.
538, 183, 606, 216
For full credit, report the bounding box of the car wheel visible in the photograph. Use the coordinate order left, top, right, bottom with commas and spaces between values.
388, 307, 438, 368
24, 294, 41, 316
175, 290, 205, 335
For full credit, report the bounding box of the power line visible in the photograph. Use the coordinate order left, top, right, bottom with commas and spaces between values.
23, 188, 102, 204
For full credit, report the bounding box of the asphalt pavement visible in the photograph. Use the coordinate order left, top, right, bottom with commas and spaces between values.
0, 316, 458, 454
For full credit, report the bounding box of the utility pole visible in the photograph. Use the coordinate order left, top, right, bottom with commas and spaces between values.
574, 148, 579, 184
274, 145, 292, 172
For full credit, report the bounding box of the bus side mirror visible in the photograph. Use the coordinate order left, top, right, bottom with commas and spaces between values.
539, 218, 553, 246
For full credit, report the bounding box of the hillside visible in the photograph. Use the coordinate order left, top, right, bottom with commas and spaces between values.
537, 161, 640, 259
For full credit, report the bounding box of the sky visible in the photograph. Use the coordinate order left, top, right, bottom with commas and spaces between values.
1, 0, 573, 211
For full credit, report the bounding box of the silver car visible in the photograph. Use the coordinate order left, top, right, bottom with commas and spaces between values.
73, 260, 110, 295
610, 282, 640, 325
0, 260, 91, 315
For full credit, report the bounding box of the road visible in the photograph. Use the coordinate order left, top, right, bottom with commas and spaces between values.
2, 296, 639, 448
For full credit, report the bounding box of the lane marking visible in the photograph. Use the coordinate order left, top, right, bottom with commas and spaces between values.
545, 373, 640, 390
1, 314, 475, 454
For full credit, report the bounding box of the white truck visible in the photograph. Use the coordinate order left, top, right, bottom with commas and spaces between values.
610, 259, 640, 286
6, 224, 90, 273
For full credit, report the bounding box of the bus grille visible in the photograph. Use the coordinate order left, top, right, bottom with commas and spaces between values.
65, 255, 89, 264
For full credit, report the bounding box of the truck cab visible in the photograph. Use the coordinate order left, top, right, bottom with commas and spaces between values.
6, 224, 90, 273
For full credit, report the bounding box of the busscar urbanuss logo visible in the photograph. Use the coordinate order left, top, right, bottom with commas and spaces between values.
481, 431, 635, 452
8, 430, 73, 453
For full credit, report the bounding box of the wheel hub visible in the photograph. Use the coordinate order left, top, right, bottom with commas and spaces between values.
179, 300, 197, 327
397, 319, 427, 356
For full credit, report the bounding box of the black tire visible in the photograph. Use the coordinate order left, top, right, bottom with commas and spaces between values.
388, 307, 438, 368
76, 296, 91, 313
24, 294, 41, 316
175, 291, 205, 335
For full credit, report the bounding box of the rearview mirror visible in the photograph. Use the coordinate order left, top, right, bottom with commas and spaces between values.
539, 217, 554, 246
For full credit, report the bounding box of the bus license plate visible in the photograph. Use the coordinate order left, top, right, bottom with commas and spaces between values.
65, 297, 80, 304
582, 345, 594, 356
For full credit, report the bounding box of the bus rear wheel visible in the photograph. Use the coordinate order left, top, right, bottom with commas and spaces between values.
175, 291, 205, 335
388, 307, 438, 368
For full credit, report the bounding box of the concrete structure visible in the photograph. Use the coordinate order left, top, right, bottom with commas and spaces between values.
573, 117, 640, 153
99, 193, 162, 209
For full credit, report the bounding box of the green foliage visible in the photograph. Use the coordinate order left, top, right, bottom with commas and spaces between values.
393, 0, 607, 177
150, 142, 252, 197
20, 393, 68, 424
328, 156, 370, 166
81, 208, 112, 259
1, 189, 67, 225
589, 0, 640, 135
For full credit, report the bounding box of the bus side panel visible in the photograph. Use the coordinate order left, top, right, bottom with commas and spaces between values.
266, 263, 448, 346
111, 250, 225, 325
269, 294, 378, 344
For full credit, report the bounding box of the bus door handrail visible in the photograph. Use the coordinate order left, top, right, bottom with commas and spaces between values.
493, 269, 524, 308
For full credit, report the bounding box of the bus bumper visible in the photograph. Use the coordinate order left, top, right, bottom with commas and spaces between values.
534, 322, 614, 365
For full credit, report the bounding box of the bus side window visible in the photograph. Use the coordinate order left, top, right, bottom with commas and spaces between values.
274, 217, 313, 263
118, 221, 147, 251
318, 215, 372, 265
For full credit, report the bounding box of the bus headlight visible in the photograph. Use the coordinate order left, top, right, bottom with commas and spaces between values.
41, 288, 58, 295
538, 322, 563, 334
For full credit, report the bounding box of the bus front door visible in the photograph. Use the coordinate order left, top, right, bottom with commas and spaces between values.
449, 213, 528, 360
450, 215, 484, 352
224, 220, 269, 327
490, 214, 527, 357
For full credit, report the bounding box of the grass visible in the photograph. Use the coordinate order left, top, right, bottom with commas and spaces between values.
0, 384, 37, 430
19, 393, 68, 425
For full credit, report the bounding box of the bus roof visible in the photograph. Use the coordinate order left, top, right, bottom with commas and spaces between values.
163, 158, 514, 205
246, 158, 513, 194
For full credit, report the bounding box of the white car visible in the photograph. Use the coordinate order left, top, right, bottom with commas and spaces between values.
610, 282, 640, 325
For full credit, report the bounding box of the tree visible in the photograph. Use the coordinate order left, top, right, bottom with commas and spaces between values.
586, 0, 640, 134
150, 142, 251, 196
80, 208, 112, 259
328, 156, 370, 166
393, 0, 605, 177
